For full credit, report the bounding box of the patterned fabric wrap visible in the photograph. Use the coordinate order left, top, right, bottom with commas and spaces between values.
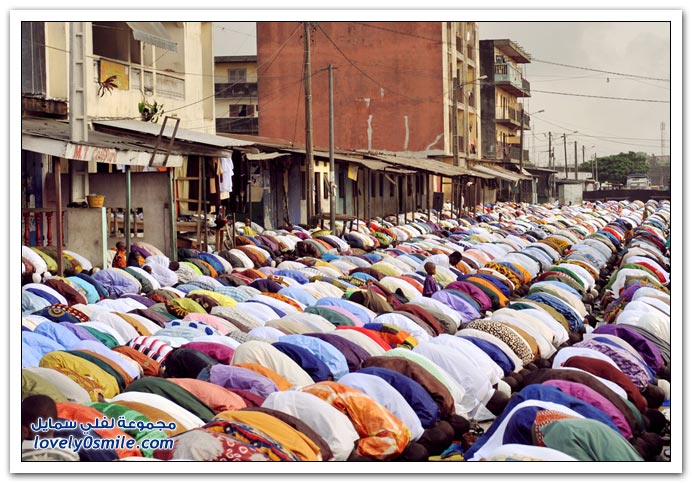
203, 420, 301, 461
531, 410, 578, 447
32, 304, 89, 323
153, 428, 269, 461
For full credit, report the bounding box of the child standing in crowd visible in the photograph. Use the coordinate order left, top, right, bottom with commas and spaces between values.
112, 241, 127, 268
423, 262, 439, 297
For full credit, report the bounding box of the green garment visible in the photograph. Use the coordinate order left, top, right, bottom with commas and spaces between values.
22, 369, 68, 402
123, 377, 216, 423
88, 402, 167, 458
304, 306, 356, 327
540, 418, 644, 461
123, 267, 154, 294
80, 326, 120, 349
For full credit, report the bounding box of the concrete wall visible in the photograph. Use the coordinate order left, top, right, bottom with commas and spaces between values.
64, 206, 108, 269
88, 171, 171, 254
559, 183, 583, 205
257, 22, 445, 154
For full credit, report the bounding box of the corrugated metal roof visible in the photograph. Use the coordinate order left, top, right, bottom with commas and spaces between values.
471, 164, 531, 182
93, 119, 254, 149
246, 152, 290, 161
22, 118, 185, 167
372, 154, 470, 177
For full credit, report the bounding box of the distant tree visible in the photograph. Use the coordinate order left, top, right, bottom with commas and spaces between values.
580, 151, 650, 186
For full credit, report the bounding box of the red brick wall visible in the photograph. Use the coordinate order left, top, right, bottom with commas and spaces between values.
257, 22, 445, 153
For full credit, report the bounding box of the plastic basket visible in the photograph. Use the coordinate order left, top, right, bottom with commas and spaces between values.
87, 195, 105, 208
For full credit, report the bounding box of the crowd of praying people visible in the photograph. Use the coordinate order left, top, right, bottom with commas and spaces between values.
20, 199, 672, 465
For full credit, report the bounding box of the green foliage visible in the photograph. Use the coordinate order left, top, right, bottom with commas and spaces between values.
138, 99, 165, 123
579, 151, 650, 185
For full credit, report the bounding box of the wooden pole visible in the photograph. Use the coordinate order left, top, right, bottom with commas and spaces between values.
168, 167, 178, 261
304, 22, 315, 225
125, 165, 131, 253
54, 157, 64, 276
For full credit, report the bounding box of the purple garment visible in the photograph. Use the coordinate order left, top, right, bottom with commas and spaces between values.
248, 278, 283, 293
58, 322, 101, 342
131, 245, 152, 259
305, 332, 371, 372
431, 290, 481, 323
121, 293, 156, 308
209, 364, 278, 398
91, 269, 140, 297
619, 281, 645, 303
575, 339, 651, 390
445, 281, 493, 311
593, 324, 664, 372
422, 275, 438, 298
314, 297, 373, 325
181, 341, 235, 364
543, 379, 632, 439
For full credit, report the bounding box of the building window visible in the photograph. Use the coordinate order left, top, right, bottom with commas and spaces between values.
93, 22, 140, 64
228, 68, 247, 83
229, 104, 255, 117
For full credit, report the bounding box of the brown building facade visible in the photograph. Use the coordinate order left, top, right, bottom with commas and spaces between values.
256, 21, 479, 158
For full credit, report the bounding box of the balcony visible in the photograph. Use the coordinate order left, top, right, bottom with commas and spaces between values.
522, 111, 531, 130
495, 106, 520, 128
215, 82, 258, 99
216, 117, 258, 135
494, 62, 529, 97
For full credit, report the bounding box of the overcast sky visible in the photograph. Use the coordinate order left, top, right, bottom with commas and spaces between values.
214, 20, 672, 165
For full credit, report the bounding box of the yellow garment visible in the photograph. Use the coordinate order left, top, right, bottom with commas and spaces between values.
115, 312, 153, 337
214, 410, 323, 461
188, 289, 238, 307
243, 225, 257, 237
39, 351, 120, 401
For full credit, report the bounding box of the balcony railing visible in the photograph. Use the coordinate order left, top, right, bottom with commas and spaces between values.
494, 62, 529, 96
22, 208, 64, 247
215, 82, 258, 99
216, 117, 259, 135
496, 106, 520, 124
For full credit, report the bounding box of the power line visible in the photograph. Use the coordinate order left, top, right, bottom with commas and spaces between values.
532, 57, 670, 82
532, 89, 669, 103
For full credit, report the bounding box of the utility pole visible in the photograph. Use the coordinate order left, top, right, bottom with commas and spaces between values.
303, 22, 315, 225
519, 105, 524, 202
563, 133, 568, 178
574, 140, 578, 180
594, 153, 598, 183
548, 132, 552, 169
582, 144, 585, 174
452, 77, 459, 167
328, 64, 336, 234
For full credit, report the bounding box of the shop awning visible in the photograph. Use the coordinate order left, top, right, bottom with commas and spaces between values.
371, 154, 471, 177
22, 118, 185, 167
94, 119, 252, 149
470, 164, 531, 182
246, 152, 290, 161
126, 22, 178, 52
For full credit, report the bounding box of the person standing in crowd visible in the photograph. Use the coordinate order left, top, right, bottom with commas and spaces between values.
243, 218, 257, 237
112, 241, 127, 268
423, 262, 439, 298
